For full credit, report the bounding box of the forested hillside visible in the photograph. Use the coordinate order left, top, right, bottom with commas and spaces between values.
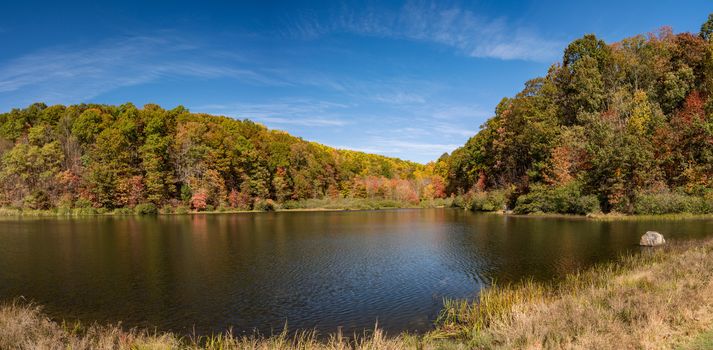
437, 16, 713, 215
0, 103, 445, 212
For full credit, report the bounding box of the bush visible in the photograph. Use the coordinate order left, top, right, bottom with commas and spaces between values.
95, 207, 110, 215
24, 191, 51, 210
514, 182, 600, 215
472, 190, 508, 211
419, 197, 455, 208
134, 203, 158, 215
633, 192, 713, 215
455, 190, 508, 212
160, 205, 174, 214
56, 194, 73, 213
174, 206, 190, 214
279, 200, 301, 210
74, 198, 93, 209
113, 207, 134, 215
253, 199, 276, 211
72, 207, 96, 216
56, 206, 72, 216
190, 191, 208, 211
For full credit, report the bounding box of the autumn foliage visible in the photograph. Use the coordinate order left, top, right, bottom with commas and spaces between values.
440, 19, 713, 214
0, 103, 437, 211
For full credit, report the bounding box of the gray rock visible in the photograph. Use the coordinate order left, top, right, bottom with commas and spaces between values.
640, 231, 666, 246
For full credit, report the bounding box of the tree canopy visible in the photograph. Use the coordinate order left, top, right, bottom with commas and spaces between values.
0, 103, 444, 211
439, 20, 713, 214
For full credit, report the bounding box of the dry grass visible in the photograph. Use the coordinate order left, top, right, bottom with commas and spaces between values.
587, 212, 713, 221
0, 302, 453, 350
434, 239, 713, 349
2, 239, 713, 349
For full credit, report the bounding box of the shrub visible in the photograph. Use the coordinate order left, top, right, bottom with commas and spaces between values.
279, 200, 301, 210
174, 206, 189, 214
190, 191, 208, 211
420, 196, 455, 208
514, 182, 600, 215
455, 190, 508, 212
113, 207, 134, 215
134, 203, 158, 215
471, 190, 508, 212
95, 207, 109, 215
56, 194, 73, 213
253, 199, 276, 211
56, 206, 72, 216
74, 198, 93, 209
633, 192, 713, 215
24, 191, 51, 210
228, 189, 252, 210
72, 207, 96, 216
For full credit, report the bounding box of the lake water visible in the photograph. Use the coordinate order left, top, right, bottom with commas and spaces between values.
0, 208, 711, 336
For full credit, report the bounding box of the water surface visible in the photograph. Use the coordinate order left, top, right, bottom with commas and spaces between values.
0, 209, 711, 335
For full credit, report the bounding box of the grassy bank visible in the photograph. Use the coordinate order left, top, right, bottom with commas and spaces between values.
587, 212, 713, 221
0, 198, 455, 217
433, 238, 713, 349
3, 238, 713, 349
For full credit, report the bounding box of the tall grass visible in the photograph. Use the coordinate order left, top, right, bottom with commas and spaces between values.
0, 302, 434, 350
433, 239, 713, 349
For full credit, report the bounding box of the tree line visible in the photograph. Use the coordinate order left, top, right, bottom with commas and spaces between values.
436, 15, 713, 215
0, 103, 447, 212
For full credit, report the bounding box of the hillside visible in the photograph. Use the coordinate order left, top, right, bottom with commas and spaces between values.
438, 15, 713, 215
0, 103, 439, 212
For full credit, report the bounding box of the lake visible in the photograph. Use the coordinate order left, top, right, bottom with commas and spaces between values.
0, 208, 711, 336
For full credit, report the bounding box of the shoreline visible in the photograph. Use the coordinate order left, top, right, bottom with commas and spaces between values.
2, 238, 713, 349
2, 205, 713, 221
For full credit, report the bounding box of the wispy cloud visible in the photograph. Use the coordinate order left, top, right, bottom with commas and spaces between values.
256, 116, 348, 127
0, 35, 283, 105
333, 145, 390, 154
288, 1, 562, 62
373, 91, 426, 104
194, 99, 351, 128
365, 138, 461, 156
334, 139, 459, 159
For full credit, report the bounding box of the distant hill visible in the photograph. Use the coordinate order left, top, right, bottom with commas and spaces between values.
0, 103, 441, 211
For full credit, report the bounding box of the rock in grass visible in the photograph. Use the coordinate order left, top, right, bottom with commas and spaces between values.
640, 231, 666, 246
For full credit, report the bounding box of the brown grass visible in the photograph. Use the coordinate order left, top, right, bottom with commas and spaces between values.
434, 239, 713, 349
2, 239, 713, 349
0, 302, 448, 350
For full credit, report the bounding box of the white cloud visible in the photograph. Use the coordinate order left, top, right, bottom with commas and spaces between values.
333, 145, 389, 154
289, 1, 563, 62
194, 99, 351, 128
257, 116, 348, 127
367, 138, 461, 156
373, 91, 426, 104
0, 35, 283, 105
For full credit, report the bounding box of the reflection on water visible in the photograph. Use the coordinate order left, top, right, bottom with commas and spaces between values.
0, 209, 711, 335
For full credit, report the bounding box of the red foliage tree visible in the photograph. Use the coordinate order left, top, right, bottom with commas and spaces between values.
191, 190, 208, 211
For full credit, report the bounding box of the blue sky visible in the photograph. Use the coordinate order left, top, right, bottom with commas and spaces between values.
0, 1, 709, 163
